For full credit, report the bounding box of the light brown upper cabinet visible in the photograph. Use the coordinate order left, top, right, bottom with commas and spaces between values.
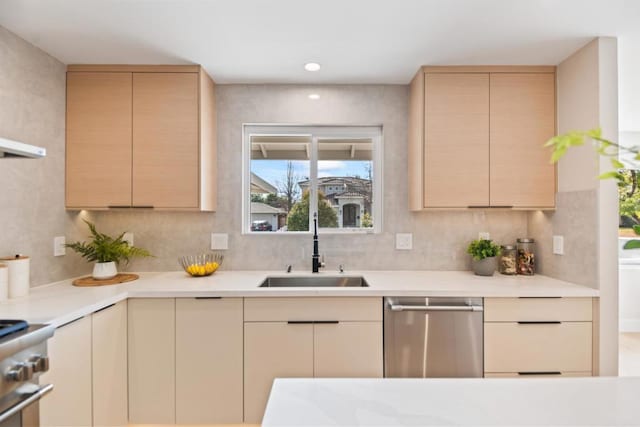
408, 66, 556, 210
66, 65, 217, 211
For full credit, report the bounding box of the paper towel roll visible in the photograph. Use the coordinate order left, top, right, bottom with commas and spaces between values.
0, 263, 7, 301
1, 255, 30, 298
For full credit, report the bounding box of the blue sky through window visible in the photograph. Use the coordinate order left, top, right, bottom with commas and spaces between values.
251, 160, 372, 193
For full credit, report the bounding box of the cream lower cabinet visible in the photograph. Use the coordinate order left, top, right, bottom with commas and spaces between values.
128, 298, 176, 424
175, 298, 244, 424
484, 297, 594, 377
40, 316, 93, 427
243, 297, 383, 423
92, 301, 128, 427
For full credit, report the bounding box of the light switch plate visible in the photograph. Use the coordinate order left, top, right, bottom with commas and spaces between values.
54, 236, 66, 256
396, 233, 413, 250
123, 232, 134, 246
478, 232, 490, 240
553, 235, 564, 255
211, 233, 229, 250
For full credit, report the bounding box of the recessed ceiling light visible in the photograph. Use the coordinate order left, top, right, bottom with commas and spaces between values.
304, 62, 321, 72
308, 93, 320, 100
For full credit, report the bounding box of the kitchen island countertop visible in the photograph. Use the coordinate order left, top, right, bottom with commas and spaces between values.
262, 377, 638, 427
0, 270, 598, 327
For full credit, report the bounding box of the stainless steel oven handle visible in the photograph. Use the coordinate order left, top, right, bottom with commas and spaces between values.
0, 383, 53, 423
388, 304, 484, 312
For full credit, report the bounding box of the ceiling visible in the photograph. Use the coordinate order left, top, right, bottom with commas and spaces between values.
0, 0, 639, 130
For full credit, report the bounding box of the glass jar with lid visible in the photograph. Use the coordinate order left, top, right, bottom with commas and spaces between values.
499, 245, 517, 275
517, 238, 536, 275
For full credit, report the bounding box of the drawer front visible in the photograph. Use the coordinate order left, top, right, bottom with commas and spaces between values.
484, 372, 592, 378
244, 297, 382, 322
484, 297, 592, 322
484, 322, 592, 373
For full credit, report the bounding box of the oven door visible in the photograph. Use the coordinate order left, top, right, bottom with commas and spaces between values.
0, 384, 53, 427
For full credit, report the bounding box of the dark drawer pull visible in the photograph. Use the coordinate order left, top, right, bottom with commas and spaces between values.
467, 205, 490, 209
518, 371, 562, 376
287, 320, 340, 325
490, 205, 513, 209
518, 297, 562, 299
107, 205, 131, 209
131, 205, 154, 209
195, 297, 222, 300
93, 303, 116, 314
517, 321, 561, 325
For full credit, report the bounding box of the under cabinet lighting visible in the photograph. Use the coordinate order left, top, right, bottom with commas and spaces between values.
304, 62, 321, 72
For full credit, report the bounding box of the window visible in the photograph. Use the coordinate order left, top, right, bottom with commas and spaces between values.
243, 125, 383, 234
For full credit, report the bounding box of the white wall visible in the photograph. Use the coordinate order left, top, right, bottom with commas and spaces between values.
529, 37, 619, 375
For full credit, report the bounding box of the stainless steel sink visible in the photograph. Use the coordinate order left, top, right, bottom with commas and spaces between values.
259, 276, 369, 288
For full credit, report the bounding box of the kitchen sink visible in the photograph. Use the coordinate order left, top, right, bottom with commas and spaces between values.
259, 276, 369, 288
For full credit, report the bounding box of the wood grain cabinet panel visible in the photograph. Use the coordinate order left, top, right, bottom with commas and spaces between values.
65, 65, 217, 211
244, 322, 314, 423
424, 73, 490, 207
128, 298, 176, 424
314, 322, 383, 378
92, 301, 128, 427
66, 72, 132, 208
176, 298, 243, 424
484, 322, 592, 373
39, 316, 92, 427
489, 73, 556, 208
132, 72, 199, 208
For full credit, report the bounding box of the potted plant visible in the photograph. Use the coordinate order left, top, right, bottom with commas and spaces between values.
66, 220, 152, 279
467, 239, 501, 276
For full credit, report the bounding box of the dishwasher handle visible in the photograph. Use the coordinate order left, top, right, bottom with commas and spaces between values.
388, 303, 483, 312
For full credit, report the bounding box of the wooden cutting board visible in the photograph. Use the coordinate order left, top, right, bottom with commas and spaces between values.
73, 273, 139, 287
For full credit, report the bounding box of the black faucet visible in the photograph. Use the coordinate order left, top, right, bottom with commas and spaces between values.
312, 212, 324, 273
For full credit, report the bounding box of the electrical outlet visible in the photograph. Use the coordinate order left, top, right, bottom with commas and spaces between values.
478, 232, 490, 240
123, 232, 134, 246
395, 233, 413, 250
211, 233, 229, 250
553, 235, 564, 255
54, 236, 66, 256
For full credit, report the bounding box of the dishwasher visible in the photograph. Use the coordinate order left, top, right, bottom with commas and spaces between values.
384, 297, 483, 378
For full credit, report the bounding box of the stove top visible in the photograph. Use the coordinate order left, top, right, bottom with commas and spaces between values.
0, 320, 28, 340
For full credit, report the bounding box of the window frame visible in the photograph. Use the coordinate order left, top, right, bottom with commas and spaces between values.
242, 124, 384, 235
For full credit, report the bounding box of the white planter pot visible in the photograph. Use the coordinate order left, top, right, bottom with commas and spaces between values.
93, 262, 117, 280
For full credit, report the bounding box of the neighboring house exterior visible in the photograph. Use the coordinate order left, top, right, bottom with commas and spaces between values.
298, 177, 372, 228
250, 202, 286, 230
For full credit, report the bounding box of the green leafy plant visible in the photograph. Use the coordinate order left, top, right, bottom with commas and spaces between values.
66, 220, 152, 264
545, 128, 640, 249
467, 239, 501, 261
287, 190, 338, 231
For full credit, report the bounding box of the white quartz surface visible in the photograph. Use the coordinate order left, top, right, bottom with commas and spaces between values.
262, 377, 639, 426
0, 270, 598, 327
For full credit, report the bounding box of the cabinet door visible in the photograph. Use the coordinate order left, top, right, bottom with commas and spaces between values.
128, 298, 175, 424
132, 72, 199, 208
490, 73, 556, 208
66, 72, 132, 208
314, 322, 383, 378
244, 322, 313, 423
176, 298, 243, 424
40, 317, 92, 427
92, 301, 127, 427
424, 73, 490, 207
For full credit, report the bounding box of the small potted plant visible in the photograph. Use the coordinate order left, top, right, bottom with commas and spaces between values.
66, 220, 152, 279
467, 239, 501, 276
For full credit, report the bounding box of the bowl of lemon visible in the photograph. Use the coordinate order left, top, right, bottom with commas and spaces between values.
179, 253, 224, 277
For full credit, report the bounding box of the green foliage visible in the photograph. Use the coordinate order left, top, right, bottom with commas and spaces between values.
361, 212, 373, 228
287, 190, 338, 231
619, 170, 640, 221
66, 220, 152, 265
467, 239, 501, 261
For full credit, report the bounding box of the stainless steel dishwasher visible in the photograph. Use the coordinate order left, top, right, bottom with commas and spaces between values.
384, 297, 483, 378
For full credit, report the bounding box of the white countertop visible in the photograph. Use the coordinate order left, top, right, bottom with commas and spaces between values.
0, 270, 598, 327
262, 377, 639, 426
